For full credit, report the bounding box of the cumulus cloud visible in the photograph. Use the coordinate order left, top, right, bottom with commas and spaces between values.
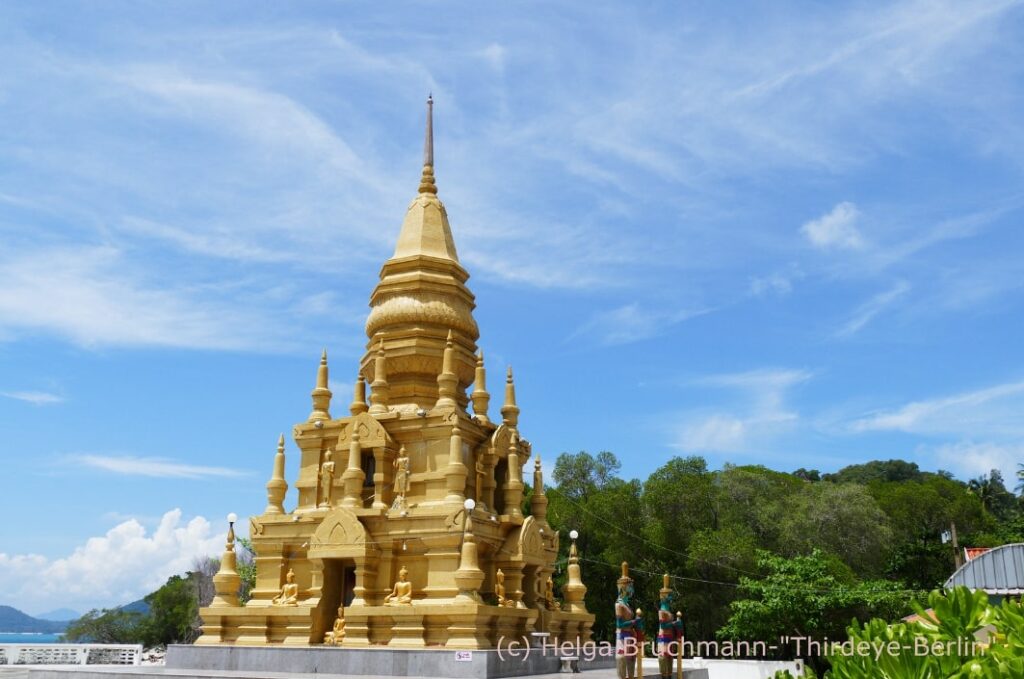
0, 509, 225, 614
801, 202, 865, 250
73, 455, 247, 480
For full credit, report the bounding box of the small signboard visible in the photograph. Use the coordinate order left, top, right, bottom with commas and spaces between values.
454, 651, 473, 662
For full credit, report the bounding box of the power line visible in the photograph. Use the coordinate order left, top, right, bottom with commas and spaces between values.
546, 485, 764, 579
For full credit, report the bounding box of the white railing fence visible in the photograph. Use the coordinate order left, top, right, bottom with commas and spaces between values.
0, 644, 142, 666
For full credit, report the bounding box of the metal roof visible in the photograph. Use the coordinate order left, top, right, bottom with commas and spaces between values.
945, 543, 1024, 594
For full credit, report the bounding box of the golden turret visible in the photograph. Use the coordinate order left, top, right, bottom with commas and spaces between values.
445, 417, 468, 504
470, 350, 490, 424
350, 375, 368, 416
264, 434, 287, 515
368, 338, 390, 415
341, 429, 364, 508
309, 349, 332, 422
436, 330, 459, 409
562, 529, 587, 613
501, 366, 519, 427
211, 514, 241, 608
530, 456, 548, 521
504, 431, 524, 520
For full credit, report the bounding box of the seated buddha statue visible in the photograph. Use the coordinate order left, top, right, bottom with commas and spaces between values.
384, 566, 413, 605
272, 568, 299, 606
495, 568, 509, 607
323, 607, 345, 646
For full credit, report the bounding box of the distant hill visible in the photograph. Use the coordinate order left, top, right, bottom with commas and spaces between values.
35, 608, 80, 622
0, 606, 68, 633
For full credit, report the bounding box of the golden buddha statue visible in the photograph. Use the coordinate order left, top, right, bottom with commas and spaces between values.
495, 568, 510, 607
384, 565, 413, 605
319, 449, 336, 508
545, 575, 558, 610
391, 447, 410, 512
272, 568, 299, 606
323, 607, 345, 646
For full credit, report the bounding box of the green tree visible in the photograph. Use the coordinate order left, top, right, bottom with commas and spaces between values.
778, 483, 892, 577
718, 550, 909, 670
967, 469, 1016, 520
142, 574, 200, 645
824, 460, 924, 485
64, 608, 147, 644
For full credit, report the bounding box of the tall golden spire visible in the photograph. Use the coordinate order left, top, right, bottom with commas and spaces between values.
363, 95, 479, 410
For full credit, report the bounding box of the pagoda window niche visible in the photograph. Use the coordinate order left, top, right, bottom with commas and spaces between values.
360, 451, 376, 508
492, 458, 508, 514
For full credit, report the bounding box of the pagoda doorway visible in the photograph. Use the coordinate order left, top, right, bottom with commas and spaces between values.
317, 558, 356, 641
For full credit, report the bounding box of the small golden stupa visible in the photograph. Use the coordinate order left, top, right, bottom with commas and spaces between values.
198, 97, 593, 649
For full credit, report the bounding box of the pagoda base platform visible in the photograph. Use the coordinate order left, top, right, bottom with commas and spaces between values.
24, 666, 710, 679
164, 644, 615, 678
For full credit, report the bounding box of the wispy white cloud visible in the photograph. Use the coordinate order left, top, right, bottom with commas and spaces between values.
677, 368, 812, 452
0, 509, 224, 613
835, 281, 911, 337
572, 303, 709, 346
0, 245, 299, 350
73, 455, 247, 480
850, 379, 1024, 437
1, 390, 63, 405
801, 202, 864, 251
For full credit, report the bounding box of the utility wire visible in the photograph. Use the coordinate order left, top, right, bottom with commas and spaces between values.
546, 485, 764, 579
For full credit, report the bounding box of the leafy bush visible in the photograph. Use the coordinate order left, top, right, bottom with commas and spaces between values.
774, 586, 1024, 678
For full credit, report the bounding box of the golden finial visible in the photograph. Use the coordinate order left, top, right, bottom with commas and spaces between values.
418, 94, 437, 195
501, 365, 519, 426
663, 573, 670, 589
350, 374, 368, 415
471, 349, 491, 424
622, 561, 630, 579
309, 348, 332, 421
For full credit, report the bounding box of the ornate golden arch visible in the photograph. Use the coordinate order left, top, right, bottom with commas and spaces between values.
336, 413, 393, 450
308, 507, 377, 559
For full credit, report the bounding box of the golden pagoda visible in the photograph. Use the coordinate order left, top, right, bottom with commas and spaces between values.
197, 97, 594, 649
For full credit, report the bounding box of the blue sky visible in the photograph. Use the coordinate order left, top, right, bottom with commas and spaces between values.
2, 1, 1024, 614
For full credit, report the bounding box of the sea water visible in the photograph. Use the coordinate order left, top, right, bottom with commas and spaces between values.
0, 632, 64, 643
